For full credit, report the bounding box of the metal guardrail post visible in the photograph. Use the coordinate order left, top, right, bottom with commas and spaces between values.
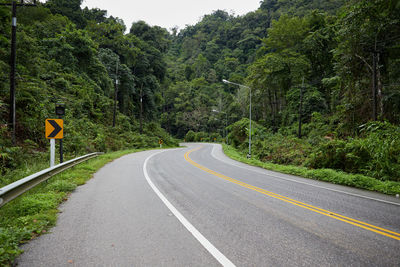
0, 152, 103, 207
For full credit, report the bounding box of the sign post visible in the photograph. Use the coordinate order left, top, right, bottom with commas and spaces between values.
55, 103, 65, 163
45, 119, 63, 167
50, 139, 55, 167
159, 139, 163, 148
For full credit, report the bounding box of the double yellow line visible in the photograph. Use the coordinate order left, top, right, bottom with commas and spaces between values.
184, 147, 400, 241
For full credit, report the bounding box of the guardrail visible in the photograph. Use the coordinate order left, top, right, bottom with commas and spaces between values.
0, 152, 103, 208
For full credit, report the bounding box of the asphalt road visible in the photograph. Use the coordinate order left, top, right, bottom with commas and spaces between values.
16, 143, 400, 266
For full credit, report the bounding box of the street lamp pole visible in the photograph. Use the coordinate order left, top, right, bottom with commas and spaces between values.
222, 79, 251, 158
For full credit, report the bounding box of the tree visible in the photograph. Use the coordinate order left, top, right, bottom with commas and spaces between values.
46, 0, 86, 28
335, 0, 400, 124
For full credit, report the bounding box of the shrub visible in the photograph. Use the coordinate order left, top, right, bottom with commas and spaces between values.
227, 118, 267, 149
185, 130, 195, 142
209, 132, 222, 142
358, 122, 400, 181
307, 122, 400, 181
194, 132, 208, 142
254, 134, 311, 165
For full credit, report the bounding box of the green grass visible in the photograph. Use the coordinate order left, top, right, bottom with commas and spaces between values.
0, 147, 163, 266
0, 151, 81, 188
222, 144, 400, 196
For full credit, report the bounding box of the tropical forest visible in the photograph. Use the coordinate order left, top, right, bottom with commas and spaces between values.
1, 1, 400, 196
1, 0, 400, 265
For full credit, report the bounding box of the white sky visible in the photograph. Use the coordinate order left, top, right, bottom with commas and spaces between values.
81, 0, 261, 31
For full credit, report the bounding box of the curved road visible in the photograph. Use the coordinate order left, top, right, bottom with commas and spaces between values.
17, 143, 400, 266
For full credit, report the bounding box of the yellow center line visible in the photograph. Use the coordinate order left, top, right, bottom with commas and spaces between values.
184, 146, 400, 241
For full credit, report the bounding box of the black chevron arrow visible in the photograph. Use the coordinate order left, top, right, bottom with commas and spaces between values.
48, 120, 62, 138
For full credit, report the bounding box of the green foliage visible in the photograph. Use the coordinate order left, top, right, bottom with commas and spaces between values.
223, 144, 400, 195
0, 227, 28, 266
227, 118, 266, 149
253, 134, 311, 165
227, 115, 400, 183
9, 193, 61, 217
185, 130, 195, 142
194, 131, 208, 142
307, 121, 400, 181
263, 14, 309, 51
334, 0, 400, 127
0, 2, 177, 180
307, 139, 369, 173
46, 180, 77, 192
46, 0, 86, 28
184, 130, 222, 143
0, 148, 163, 266
260, 0, 345, 17
1, 0, 399, 262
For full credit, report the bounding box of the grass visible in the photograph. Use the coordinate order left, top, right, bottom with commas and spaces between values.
0, 151, 80, 188
0, 147, 162, 266
222, 144, 400, 196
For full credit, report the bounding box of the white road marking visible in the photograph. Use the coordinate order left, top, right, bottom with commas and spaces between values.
143, 151, 236, 267
211, 144, 400, 207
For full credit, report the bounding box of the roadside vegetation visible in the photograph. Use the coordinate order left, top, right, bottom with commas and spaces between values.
1, 1, 399, 186
222, 144, 400, 196
1, 122, 178, 187
186, 118, 400, 195
1, 0, 400, 263
225, 118, 400, 183
0, 148, 167, 266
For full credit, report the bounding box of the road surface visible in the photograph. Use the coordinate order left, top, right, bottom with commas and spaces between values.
16, 143, 400, 266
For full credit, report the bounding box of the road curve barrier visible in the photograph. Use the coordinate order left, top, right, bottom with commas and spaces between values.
0, 152, 103, 208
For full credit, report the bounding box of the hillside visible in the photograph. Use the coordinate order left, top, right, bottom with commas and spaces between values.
1, 0, 400, 183
163, 0, 400, 182
0, 0, 177, 178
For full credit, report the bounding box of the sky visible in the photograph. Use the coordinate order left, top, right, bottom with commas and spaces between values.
81, 0, 261, 31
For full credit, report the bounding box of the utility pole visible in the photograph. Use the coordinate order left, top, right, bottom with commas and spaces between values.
0, 0, 37, 145
112, 60, 119, 127
298, 77, 304, 139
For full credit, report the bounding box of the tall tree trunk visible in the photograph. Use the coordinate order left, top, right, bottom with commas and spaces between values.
267, 88, 274, 125
274, 89, 279, 127
377, 52, 384, 118
372, 51, 377, 121
140, 85, 143, 134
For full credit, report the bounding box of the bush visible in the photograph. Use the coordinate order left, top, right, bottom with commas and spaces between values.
227, 118, 267, 150
209, 132, 222, 142
194, 132, 208, 142
307, 121, 400, 181
358, 121, 400, 181
185, 130, 195, 142
307, 139, 369, 173
254, 134, 311, 165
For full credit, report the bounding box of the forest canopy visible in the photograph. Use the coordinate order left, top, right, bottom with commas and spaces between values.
1, 0, 400, 181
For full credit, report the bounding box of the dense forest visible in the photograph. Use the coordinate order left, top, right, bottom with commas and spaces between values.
1, 0, 400, 182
